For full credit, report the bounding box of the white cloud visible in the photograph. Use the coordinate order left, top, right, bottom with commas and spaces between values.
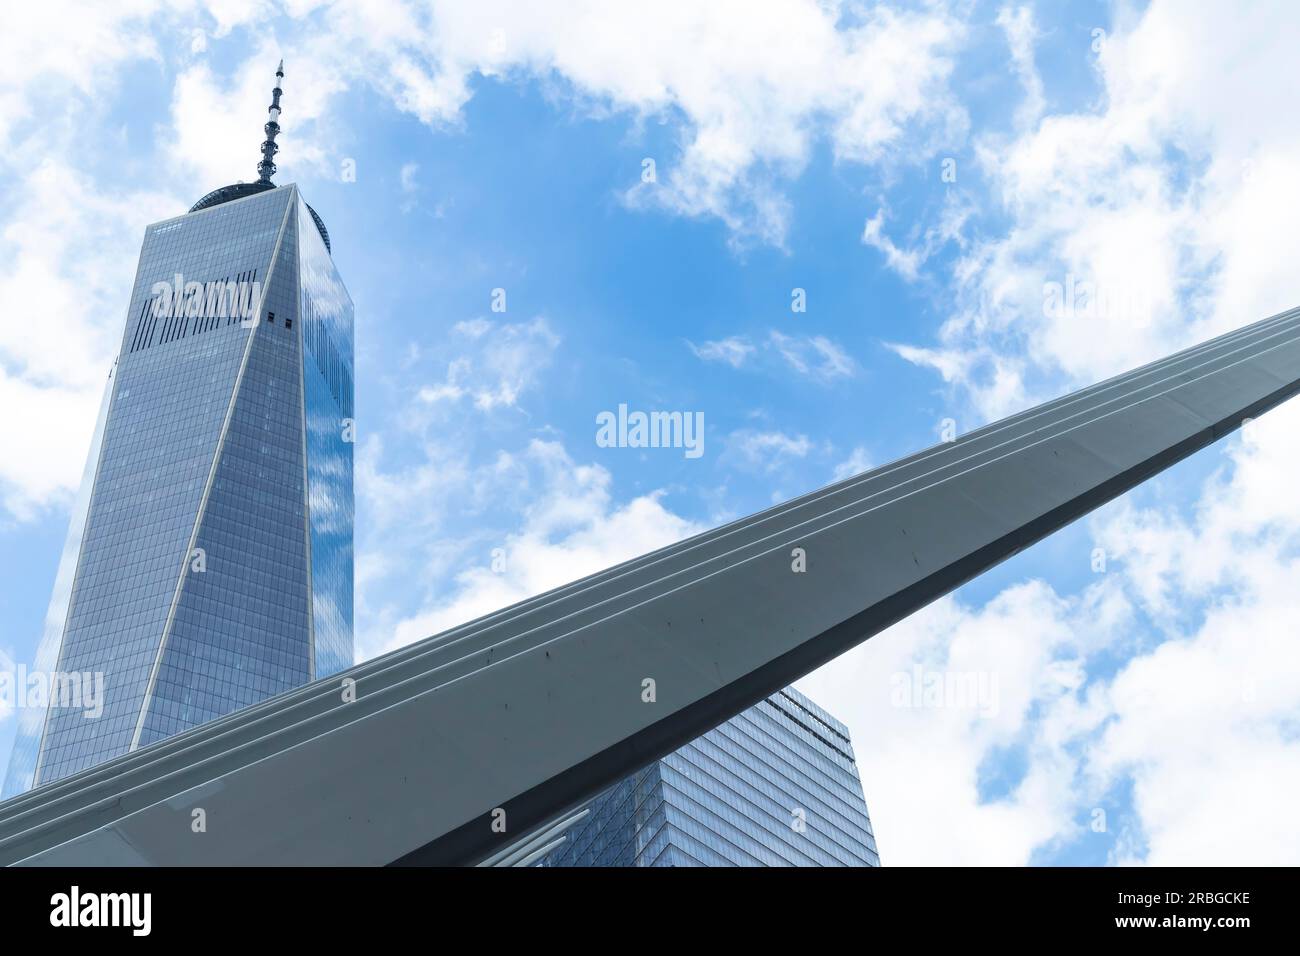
723, 428, 813, 473
0, 1, 954, 503
861, 195, 972, 282
0, 0, 169, 149
16, 2, 954, 250
887, 341, 1028, 425
689, 336, 755, 369
1085, 402, 1300, 864
416, 316, 560, 411
800, 579, 1112, 864
861, 209, 927, 280
0, 162, 176, 519
370, 439, 705, 658
767, 331, 855, 380
690, 331, 855, 382
1090, 589, 1300, 865
902, 1, 1300, 418
995, 5, 1044, 128
832, 446, 872, 482
168, 50, 341, 189
399, 161, 419, 192
398, 160, 422, 212
297, 0, 968, 247
2, 0, 1296, 868
885, 342, 969, 384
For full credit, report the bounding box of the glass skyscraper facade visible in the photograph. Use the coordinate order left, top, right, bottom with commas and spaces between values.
544, 686, 879, 867
2, 181, 354, 797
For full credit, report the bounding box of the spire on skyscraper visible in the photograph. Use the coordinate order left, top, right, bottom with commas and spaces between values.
188, 58, 330, 253
256, 59, 285, 184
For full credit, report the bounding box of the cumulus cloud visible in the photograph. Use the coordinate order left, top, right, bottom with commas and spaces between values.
168, 47, 342, 188
0, 1, 951, 503
1086, 402, 1300, 864
365, 378, 1300, 867
0, 163, 176, 518
0, 1, 166, 148
400, 161, 419, 193
799, 578, 1114, 864
895, 0, 1300, 418
235, 0, 969, 247
843, 3, 1300, 862
369, 439, 706, 658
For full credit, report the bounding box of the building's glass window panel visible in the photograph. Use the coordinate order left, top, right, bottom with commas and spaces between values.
297, 196, 355, 678
714, 700, 878, 852
541, 763, 664, 867
649, 839, 707, 867
543, 687, 880, 867
682, 722, 878, 861
662, 748, 860, 866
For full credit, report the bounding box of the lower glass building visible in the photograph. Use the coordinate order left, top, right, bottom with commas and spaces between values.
544, 686, 879, 867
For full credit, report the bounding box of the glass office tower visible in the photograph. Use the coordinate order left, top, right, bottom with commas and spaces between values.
544, 686, 880, 867
2, 176, 354, 797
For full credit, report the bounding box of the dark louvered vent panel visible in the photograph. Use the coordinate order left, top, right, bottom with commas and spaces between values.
129, 270, 259, 354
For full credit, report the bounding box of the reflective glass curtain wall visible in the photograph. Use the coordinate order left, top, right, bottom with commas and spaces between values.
298, 195, 355, 680
544, 686, 880, 867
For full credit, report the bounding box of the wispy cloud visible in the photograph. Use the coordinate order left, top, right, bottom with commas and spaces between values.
688, 336, 755, 368
690, 331, 856, 382
723, 428, 813, 473
832, 446, 872, 482
767, 331, 855, 381
995, 4, 1045, 128
416, 317, 560, 411
861, 195, 972, 283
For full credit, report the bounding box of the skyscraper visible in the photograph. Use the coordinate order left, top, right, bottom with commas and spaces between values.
543, 686, 879, 867
2, 63, 354, 797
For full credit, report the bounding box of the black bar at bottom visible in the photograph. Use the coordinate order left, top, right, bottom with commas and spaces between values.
0, 865, 1290, 943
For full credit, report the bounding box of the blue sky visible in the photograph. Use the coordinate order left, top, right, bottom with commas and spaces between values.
2, 0, 1299, 865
